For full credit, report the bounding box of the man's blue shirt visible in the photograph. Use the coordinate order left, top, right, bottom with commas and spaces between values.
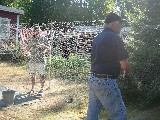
91, 28, 128, 77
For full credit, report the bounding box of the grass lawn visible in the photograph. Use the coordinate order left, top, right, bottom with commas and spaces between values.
0, 62, 160, 120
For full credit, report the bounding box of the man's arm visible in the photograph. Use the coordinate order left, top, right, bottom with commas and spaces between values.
26, 45, 31, 52
120, 59, 131, 74
25, 40, 31, 56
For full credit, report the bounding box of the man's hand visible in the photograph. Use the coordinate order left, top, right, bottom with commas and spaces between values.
120, 59, 131, 75
44, 48, 51, 54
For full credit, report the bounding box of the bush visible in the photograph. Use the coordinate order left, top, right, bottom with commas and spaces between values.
127, 26, 160, 106
10, 45, 29, 65
117, 74, 143, 107
0, 45, 29, 65
45, 53, 91, 83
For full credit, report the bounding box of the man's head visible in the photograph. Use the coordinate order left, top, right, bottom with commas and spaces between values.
33, 26, 41, 37
104, 12, 126, 34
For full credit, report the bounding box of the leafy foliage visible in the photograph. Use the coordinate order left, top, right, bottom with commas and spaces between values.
0, 0, 116, 23
11, 45, 29, 64
46, 54, 90, 83
120, 0, 160, 105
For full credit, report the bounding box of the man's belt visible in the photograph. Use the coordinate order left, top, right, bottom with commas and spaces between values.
91, 73, 116, 79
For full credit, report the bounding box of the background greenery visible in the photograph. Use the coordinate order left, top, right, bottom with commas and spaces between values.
0, 0, 116, 23
120, 0, 160, 106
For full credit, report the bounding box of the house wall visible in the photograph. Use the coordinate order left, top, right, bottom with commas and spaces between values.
0, 10, 17, 24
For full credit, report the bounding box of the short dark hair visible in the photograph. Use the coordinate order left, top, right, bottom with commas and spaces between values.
33, 25, 40, 32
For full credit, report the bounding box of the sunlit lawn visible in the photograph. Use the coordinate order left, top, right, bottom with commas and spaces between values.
0, 62, 160, 120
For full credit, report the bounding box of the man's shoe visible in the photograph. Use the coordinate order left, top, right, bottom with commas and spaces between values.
27, 89, 34, 96
36, 90, 43, 97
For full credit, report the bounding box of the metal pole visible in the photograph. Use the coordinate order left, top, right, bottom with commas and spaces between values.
48, 40, 52, 89
16, 15, 20, 46
48, 21, 53, 89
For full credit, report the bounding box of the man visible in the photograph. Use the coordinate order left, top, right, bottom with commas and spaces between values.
87, 12, 131, 120
27, 26, 50, 97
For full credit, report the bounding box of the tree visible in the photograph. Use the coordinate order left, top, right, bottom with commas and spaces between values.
0, 0, 116, 23
0, 0, 32, 23
0, 0, 15, 6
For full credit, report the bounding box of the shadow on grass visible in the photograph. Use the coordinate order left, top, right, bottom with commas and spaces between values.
14, 93, 39, 105
0, 93, 39, 110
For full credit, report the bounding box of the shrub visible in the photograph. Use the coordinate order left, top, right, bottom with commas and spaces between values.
127, 26, 160, 106
11, 45, 30, 65
45, 53, 91, 83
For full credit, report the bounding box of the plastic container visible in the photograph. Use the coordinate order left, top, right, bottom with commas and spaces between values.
2, 90, 15, 106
